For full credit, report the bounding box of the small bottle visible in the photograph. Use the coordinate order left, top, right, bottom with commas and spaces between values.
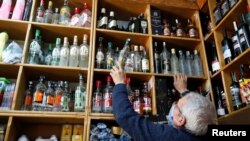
45, 44, 53, 65
11, 0, 25, 20
74, 73, 86, 112
128, 17, 135, 32
230, 72, 243, 110
79, 34, 89, 68
69, 35, 79, 67
185, 51, 193, 76
142, 82, 152, 116
215, 86, 226, 117
51, 38, 61, 66
22, 0, 33, 21
92, 80, 103, 113
52, 8, 60, 24
35, 0, 45, 23
96, 37, 105, 69
97, 8, 108, 28
22, 81, 34, 111
238, 13, 250, 51
118, 38, 131, 68
32, 76, 46, 111
170, 48, 179, 74
141, 51, 150, 73
103, 76, 113, 113
187, 19, 198, 38
59, 37, 70, 66
108, 11, 117, 30
44, 1, 53, 23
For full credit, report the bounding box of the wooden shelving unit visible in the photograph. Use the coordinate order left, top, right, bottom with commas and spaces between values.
1, 0, 249, 140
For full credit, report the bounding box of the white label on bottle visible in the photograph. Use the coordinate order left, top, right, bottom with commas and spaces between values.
232, 35, 241, 50
189, 28, 197, 38
164, 28, 171, 36
217, 108, 226, 116
70, 47, 78, 56
70, 16, 79, 26
108, 20, 117, 28
176, 29, 183, 37
96, 51, 104, 62
141, 21, 147, 28
98, 17, 108, 27
222, 46, 232, 59
239, 28, 246, 43
133, 100, 140, 113
80, 13, 88, 26
93, 95, 102, 107
80, 47, 88, 56
103, 92, 112, 108
60, 49, 69, 57
212, 61, 220, 72
142, 59, 149, 70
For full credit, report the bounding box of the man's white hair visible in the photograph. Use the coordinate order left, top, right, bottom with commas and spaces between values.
180, 92, 217, 136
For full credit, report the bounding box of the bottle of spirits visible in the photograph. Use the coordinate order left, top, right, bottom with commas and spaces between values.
11, 0, 25, 20
113, 46, 120, 66
221, 28, 234, 64
69, 35, 79, 67
193, 50, 204, 76
92, 80, 103, 113
106, 42, 114, 69
187, 19, 198, 38
28, 29, 41, 64
213, 0, 223, 25
61, 81, 70, 112
154, 42, 161, 73
221, 0, 230, 17
74, 73, 86, 112
32, 76, 46, 111
43, 81, 54, 111
215, 86, 226, 117
178, 50, 186, 74
103, 76, 113, 113
175, 19, 184, 37
238, 13, 250, 51
139, 13, 148, 34
44, 1, 53, 23
80, 2, 92, 27
59, 0, 71, 25
70, 7, 81, 26
229, 0, 238, 8
160, 42, 171, 74
79, 34, 89, 68
170, 48, 179, 74
45, 44, 53, 65
133, 89, 143, 115
59, 37, 70, 66
246, 3, 250, 28
125, 77, 134, 104
22, 0, 33, 21
96, 37, 105, 69
230, 72, 243, 110
141, 51, 150, 73
53, 81, 63, 112
22, 81, 34, 111
142, 82, 152, 116
52, 8, 60, 24
51, 37, 61, 66
185, 51, 193, 76
211, 42, 220, 73
128, 17, 135, 32
97, 8, 108, 28
35, 0, 45, 23
163, 19, 171, 36
118, 38, 131, 68
108, 11, 117, 30
124, 45, 133, 72
133, 45, 142, 72
232, 21, 243, 57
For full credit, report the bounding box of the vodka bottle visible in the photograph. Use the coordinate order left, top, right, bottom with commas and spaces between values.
74, 73, 86, 112
160, 42, 171, 74
32, 76, 46, 111
44, 1, 53, 23
28, 29, 41, 64
59, 37, 69, 66
79, 34, 89, 68
185, 51, 193, 76
193, 50, 204, 76
69, 35, 79, 67
170, 48, 179, 74
92, 80, 103, 113
51, 37, 61, 66
178, 50, 186, 74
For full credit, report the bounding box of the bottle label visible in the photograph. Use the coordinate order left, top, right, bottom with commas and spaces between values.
60, 49, 69, 57
98, 16, 108, 27
46, 95, 54, 105
212, 61, 220, 72
141, 20, 147, 31
143, 97, 152, 111
34, 90, 44, 103
70, 16, 80, 26
142, 59, 149, 71
222, 45, 232, 59
239, 29, 247, 44
55, 93, 62, 106
232, 35, 241, 50
103, 92, 112, 108
80, 47, 88, 56
108, 20, 117, 29
221, 2, 229, 15
176, 29, 183, 37
96, 51, 104, 63
93, 95, 102, 107
164, 28, 171, 36
70, 47, 79, 56
214, 9, 222, 24
25, 95, 32, 106
106, 54, 114, 66
217, 108, 226, 116
30, 41, 41, 54
133, 100, 140, 114
189, 28, 197, 38
230, 87, 242, 106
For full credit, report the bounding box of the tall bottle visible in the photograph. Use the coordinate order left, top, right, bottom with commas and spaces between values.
52, 8, 59, 24
154, 42, 161, 73
213, 0, 223, 25
221, 28, 234, 64
142, 82, 152, 116
22, 0, 33, 21
0, 0, 12, 19
92, 80, 103, 113
139, 13, 148, 34
28, 29, 41, 64
59, 0, 71, 25
43, 1, 53, 23
69, 35, 79, 67
230, 72, 242, 110
35, 0, 45, 23
96, 37, 105, 69
238, 13, 250, 51
79, 34, 89, 68
108, 11, 117, 30
32, 76, 46, 111
53, 81, 63, 111
193, 50, 204, 76
232, 21, 243, 57
22, 81, 33, 111
178, 50, 186, 74
106, 42, 114, 69
160, 42, 171, 74
74, 73, 86, 112
59, 37, 70, 66
103, 76, 113, 113
43, 81, 54, 111
11, 0, 25, 20
185, 51, 193, 76
118, 38, 131, 68
211, 42, 220, 74
239, 65, 249, 105
51, 37, 61, 66
61, 81, 70, 112
97, 8, 108, 28
170, 48, 179, 74
221, 0, 230, 17
215, 86, 226, 117
133, 45, 142, 72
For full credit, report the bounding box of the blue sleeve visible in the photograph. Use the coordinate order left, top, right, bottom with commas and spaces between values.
112, 84, 174, 141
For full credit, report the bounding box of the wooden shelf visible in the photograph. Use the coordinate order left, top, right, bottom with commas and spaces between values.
211, 70, 221, 79
0, 19, 30, 24
154, 73, 207, 80
90, 113, 115, 119
23, 64, 88, 71
96, 28, 149, 37
204, 31, 214, 42
31, 22, 91, 31
12, 111, 85, 118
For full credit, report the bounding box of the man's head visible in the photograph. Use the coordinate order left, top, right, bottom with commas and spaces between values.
173, 92, 217, 136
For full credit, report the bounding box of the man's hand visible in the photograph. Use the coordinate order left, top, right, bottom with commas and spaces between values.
110, 63, 125, 85
173, 74, 188, 94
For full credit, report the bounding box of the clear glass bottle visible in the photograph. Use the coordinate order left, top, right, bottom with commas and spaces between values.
45, 44, 53, 65
43, 81, 54, 111
69, 35, 79, 67
96, 37, 105, 69
44, 1, 53, 23
103, 76, 113, 113
92, 80, 103, 113
79, 34, 89, 68
178, 50, 186, 74
52, 8, 60, 24
133, 89, 143, 115
160, 42, 171, 74
124, 45, 133, 72
53, 81, 63, 112
125, 77, 134, 104
193, 50, 204, 76
133, 45, 142, 72
74, 73, 86, 112
106, 42, 114, 69
118, 38, 131, 68
142, 82, 152, 116
59, 37, 70, 66
170, 48, 179, 74
22, 81, 33, 111
229, 0, 238, 8
70, 7, 81, 26
61, 81, 70, 112
35, 0, 45, 23
51, 37, 61, 66
59, 0, 71, 25
28, 29, 41, 64
80, 2, 92, 27
185, 51, 193, 76
32, 76, 46, 111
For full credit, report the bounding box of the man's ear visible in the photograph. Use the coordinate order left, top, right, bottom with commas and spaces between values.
176, 116, 186, 127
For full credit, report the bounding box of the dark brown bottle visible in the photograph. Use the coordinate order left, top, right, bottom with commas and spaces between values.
215, 86, 226, 117
232, 21, 243, 57
108, 11, 117, 30
211, 42, 220, 73
221, 28, 234, 64
97, 8, 108, 29
238, 14, 250, 51
230, 72, 243, 110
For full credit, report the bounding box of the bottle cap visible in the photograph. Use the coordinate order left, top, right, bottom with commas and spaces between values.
75, 7, 81, 14
101, 8, 106, 13
83, 3, 89, 9
194, 49, 198, 54
48, 1, 53, 7
134, 45, 139, 51
106, 75, 112, 82
171, 48, 175, 54
186, 51, 190, 56
83, 34, 88, 41
110, 11, 114, 17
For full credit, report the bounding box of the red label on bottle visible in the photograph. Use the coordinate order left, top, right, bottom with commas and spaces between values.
25, 95, 32, 106
94, 95, 102, 107
103, 92, 112, 108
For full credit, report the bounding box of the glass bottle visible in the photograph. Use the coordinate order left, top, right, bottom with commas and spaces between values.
185, 51, 193, 76
175, 19, 184, 37
139, 13, 148, 34
32, 76, 46, 111
232, 21, 243, 57
22, 81, 33, 111
125, 77, 134, 104
142, 82, 152, 116
213, 0, 223, 25
238, 13, 250, 51
133, 89, 143, 115
51, 37, 61, 66
215, 86, 226, 117
45, 44, 53, 65
43, 81, 54, 111
211, 42, 220, 73
92, 80, 103, 113
141, 51, 149, 73
230, 72, 242, 110
154, 42, 161, 73
229, 0, 238, 8
170, 48, 179, 74
59, 0, 71, 25
221, 28, 234, 64
106, 42, 114, 69
193, 50, 204, 76
80, 2, 92, 27
108, 11, 117, 30
97, 8, 108, 28
133, 45, 142, 72
53, 81, 63, 112
113, 46, 120, 65
44, 1, 53, 23
22, 0, 33, 21
96, 37, 105, 69
61, 81, 70, 112
187, 18, 198, 38
35, 0, 45, 23
79, 34, 89, 68
70, 7, 81, 26
178, 50, 186, 74
28, 29, 41, 64
124, 45, 133, 72
163, 19, 171, 36
118, 38, 131, 68
11, 0, 25, 20
74, 73, 86, 112
69, 35, 79, 67
221, 0, 230, 17
128, 17, 135, 32
52, 8, 60, 24
160, 42, 171, 74
103, 76, 113, 113
59, 37, 70, 66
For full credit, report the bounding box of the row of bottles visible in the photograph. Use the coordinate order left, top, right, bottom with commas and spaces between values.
97, 7, 148, 34
22, 74, 86, 112
95, 37, 150, 72
28, 29, 89, 68
0, 0, 33, 21
154, 41, 204, 76
35, 0, 91, 27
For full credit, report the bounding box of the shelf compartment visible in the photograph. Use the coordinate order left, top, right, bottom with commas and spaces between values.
154, 73, 207, 80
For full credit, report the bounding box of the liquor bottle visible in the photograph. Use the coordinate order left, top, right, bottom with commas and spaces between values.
163, 19, 171, 36
118, 38, 131, 68
232, 21, 243, 57
139, 13, 148, 34
96, 37, 105, 69
92, 80, 103, 113
238, 13, 250, 51
230, 72, 243, 110
51, 37, 61, 66
70, 7, 81, 26
45, 44, 53, 65
97, 8, 108, 28
52, 8, 60, 24
35, 0, 45, 23
108, 11, 117, 30
160, 42, 171, 74
79, 34, 89, 68
185, 51, 193, 76
142, 82, 152, 116
128, 17, 135, 32
175, 19, 184, 37
133, 45, 142, 72
69, 35, 79, 67
221, 0, 230, 17
0, 0, 12, 19
221, 28, 234, 64
213, 0, 223, 25
61, 81, 70, 112
141, 51, 150, 73
103, 76, 113, 113
74, 73, 86, 112
53, 81, 63, 111
154, 42, 161, 73
32, 76, 46, 111
193, 50, 204, 76
59, 0, 71, 25
43, 81, 54, 111
178, 50, 186, 74
133, 89, 143, 115
22, 81, 33, 111
44, 1, 53, 23
215, 86, 226, 117
22, 0, 33, 21
113, 46, 120, 65
187, 19, 198, 38
11, 0, 25, 20
211, 42, 220, 73
80, 2, 92, 27
59, 37, 70, 66
28, 29, 41, 64
105, 42, 114, 69
124, 45, 133, 72
170, 48, 179, 74
125, 77, 134, 104
229, 0, 238, 8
